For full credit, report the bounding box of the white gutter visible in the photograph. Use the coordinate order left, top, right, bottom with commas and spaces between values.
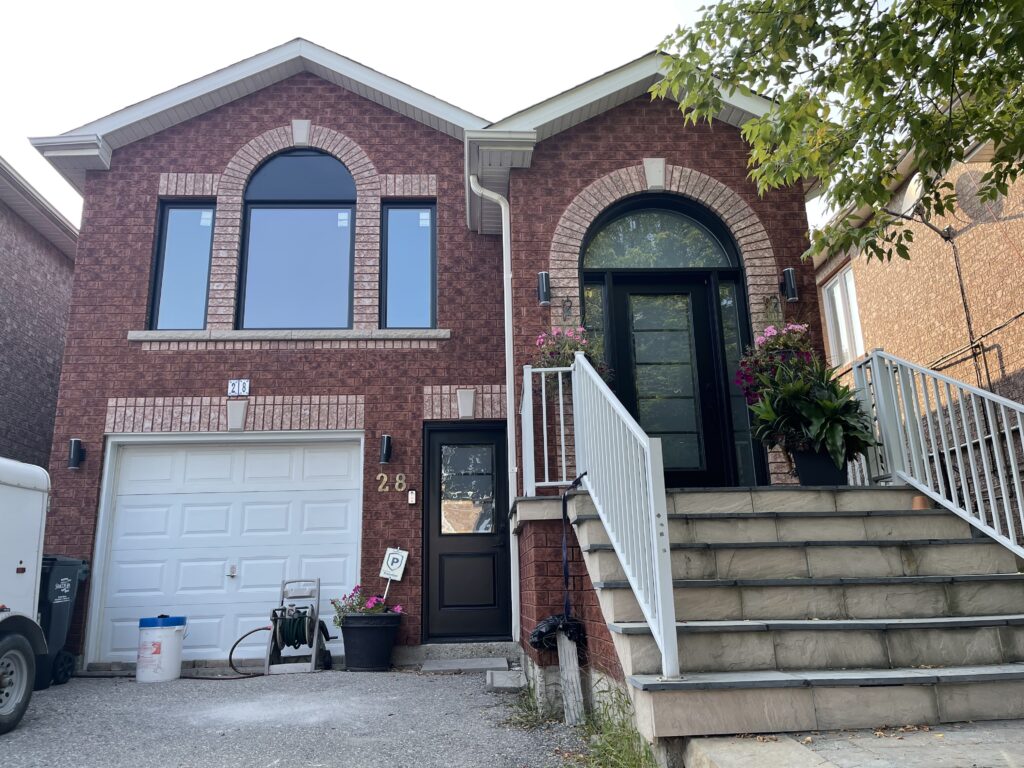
468, 174, 520, 637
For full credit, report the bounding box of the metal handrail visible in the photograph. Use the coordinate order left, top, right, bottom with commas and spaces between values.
570, 352, 680, 678
853, 349, 1024, 558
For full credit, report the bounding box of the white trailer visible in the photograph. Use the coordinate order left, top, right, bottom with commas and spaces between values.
0, 456, 49, 734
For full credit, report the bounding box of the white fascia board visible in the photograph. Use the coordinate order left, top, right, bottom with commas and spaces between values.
29, 134, 112, 195
64, 40, 487, 146
0, 156, 79, 259
488, 52, 771, 136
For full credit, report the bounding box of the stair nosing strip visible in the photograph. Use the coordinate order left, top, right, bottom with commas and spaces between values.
607, 614, 1024, 634
582, 539, 992, 552
591, 573, 1024, 589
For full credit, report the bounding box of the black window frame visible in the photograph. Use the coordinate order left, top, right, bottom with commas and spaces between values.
380, 201, 437, 330
148, 200, 216, 331
237, 150, 358, 331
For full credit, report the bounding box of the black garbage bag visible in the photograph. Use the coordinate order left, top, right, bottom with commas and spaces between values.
528, 614, 585, 650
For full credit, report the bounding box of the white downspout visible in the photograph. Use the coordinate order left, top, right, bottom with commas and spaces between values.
468, 174, 520, 640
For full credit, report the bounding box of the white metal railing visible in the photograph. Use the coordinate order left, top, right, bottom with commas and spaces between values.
853, 349, 1024, 558
570, 352, 680, 678
521, 365, 574, 496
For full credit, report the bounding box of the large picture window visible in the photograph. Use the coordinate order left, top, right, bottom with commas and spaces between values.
382, 204, 435, 328
151, 203, 214, 330
239, 150, 356, 329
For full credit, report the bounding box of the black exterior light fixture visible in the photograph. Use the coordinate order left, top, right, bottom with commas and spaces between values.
780, 267, 799, 303
67, 438, 86, 470
537, 271, 551, 306
379, 434, 393, 464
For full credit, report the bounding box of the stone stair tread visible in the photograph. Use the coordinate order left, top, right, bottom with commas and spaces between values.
571, 509, 946, 523
628, 662, 1024, 692
593, 572, 1024, 589
608, 614, 1024, 634
582, 538, 989, 551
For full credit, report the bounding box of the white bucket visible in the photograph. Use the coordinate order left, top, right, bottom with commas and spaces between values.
136, 615, 187, 683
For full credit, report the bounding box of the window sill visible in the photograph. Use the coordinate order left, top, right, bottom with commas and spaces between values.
127, 328, 452, 342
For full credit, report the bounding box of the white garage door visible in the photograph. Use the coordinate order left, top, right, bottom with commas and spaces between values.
96, 441, 362, 663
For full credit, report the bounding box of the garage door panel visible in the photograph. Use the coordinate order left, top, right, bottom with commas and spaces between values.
98, 441, 362, 662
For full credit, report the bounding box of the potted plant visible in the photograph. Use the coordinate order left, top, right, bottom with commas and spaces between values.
737, 328, 876, 485
534, 327, 611, 383
330, 585, 403, 671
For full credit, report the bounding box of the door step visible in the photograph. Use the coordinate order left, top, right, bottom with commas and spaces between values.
420, 657, 509, 674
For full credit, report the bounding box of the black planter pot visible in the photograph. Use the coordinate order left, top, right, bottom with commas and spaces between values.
793, 450, 848, 486
340, 612, 402, 671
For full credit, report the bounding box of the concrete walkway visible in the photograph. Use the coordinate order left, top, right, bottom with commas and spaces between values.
3, 671, 582, 768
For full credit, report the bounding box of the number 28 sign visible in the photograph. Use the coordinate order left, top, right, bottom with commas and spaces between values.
375, 473, 406, 492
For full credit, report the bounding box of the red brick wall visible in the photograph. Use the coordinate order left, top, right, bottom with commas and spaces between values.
47, 72, 504, 649
0, 199, 73, 467
508, 96, 820, 489
518, 519, 623, 680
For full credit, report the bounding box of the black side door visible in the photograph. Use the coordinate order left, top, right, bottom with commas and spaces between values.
423, 424, 511, 640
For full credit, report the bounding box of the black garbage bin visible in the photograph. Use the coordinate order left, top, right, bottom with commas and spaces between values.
35, 556, 89, 690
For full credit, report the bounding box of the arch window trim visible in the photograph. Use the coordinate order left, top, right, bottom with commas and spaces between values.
237, 149, 358, 330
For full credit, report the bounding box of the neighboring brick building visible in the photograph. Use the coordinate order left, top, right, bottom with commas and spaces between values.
0, 156, 77, 467
31, 40, 817, 671
815, 154, 1024, 405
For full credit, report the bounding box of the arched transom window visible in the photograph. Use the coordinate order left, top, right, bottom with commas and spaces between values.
240, 149, 357, 329
583, 209, 734, 270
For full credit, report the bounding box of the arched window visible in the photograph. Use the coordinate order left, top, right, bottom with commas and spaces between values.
583, 209, 733, 269
240, 149, 357, 329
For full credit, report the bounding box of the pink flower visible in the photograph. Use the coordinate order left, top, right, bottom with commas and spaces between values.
365, 595, 381, 609
763, 326, 778, 338
755, 335, 766, 346
392, 605, 403, 614
566, 329, 575, 339
552, 328, 561, 336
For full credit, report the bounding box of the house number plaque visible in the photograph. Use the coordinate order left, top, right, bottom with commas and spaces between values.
375, 473, 407, 492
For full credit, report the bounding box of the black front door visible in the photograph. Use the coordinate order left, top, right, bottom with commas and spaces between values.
423, 424, 511, 641
609, 277, 729, 487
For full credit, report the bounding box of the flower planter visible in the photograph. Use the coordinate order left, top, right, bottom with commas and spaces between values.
340, 613, 402, 671
793, 450, 848, 486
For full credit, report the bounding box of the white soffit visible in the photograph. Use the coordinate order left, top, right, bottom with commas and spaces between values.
466, 52, 773, 233
0, 155, 78, 259
30, 39, 488, 193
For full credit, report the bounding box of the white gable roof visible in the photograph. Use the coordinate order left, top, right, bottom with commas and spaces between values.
466, 51, 773, 233
31, 39, 488, 192
0, 156, 78, 259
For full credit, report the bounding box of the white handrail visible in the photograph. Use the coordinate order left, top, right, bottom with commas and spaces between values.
571, 352, 680, 679
520, 365, 574, 494
853, 349, 1024, 558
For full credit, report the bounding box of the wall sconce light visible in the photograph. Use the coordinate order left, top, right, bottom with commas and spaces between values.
780, 268, 799, 303
380, 434, 393, 464
537, 272, 551, 306
67, 438, 86, 470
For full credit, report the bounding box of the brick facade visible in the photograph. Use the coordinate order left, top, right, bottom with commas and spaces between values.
819, 163, 1024, 403
47, 72, 504, 649
0, 199, 74, 467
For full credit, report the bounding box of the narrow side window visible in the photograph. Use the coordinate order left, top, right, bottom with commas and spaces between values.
382, 205, 436, 329
151, 204, 214, 330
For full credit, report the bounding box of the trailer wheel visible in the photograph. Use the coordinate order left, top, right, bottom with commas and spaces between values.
51, 650, 76, 685
0, 633, 35, 734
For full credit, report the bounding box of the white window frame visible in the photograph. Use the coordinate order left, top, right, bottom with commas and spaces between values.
822, 265, 865, 367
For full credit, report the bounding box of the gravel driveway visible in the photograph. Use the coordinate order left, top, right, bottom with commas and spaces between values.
3, 671, 581, 768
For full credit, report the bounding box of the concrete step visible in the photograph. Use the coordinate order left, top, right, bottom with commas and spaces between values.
581, 539, 1017, 581
667, 487, 924, 514
609, 615, 1024, 676
571, 509, 975, 549
594, 573, 1024, 623
629, 662, 1024, 738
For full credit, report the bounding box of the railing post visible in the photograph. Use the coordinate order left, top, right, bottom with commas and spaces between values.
571, 352, 586, 477
647, 438, 680, 679
521, 365, 536, 497
851, 359, 878, 484
870, 349, 908, 484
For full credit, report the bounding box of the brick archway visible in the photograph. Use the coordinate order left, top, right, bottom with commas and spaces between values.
547, 164, 779, 333
206, 124, 381, 330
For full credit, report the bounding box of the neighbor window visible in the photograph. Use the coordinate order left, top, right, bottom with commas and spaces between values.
240, 149, 356, 329
823, 265, 865, 366
151, 204, 214, 330
382, 205, 435, 328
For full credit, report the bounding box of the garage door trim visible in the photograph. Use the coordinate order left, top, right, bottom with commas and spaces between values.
85, 430, 364, 665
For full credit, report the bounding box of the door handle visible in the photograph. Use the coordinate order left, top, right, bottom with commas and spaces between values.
226, 564, 237, 579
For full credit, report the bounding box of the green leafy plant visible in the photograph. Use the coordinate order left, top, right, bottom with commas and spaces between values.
534, 327, 612, 382
330, 584, 402, 626
748, 357, 877, 468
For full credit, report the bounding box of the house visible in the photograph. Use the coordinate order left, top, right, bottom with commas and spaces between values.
33, 39, 1024, 757
814, 149, 1024, 403
0, 156, 77, 467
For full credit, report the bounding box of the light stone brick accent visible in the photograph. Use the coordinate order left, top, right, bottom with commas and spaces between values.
159, 173, 220, 196
137, 339, 440, 351
423, 384, 506, 420
208, 125, 382, 330
104, 395, 365, 433
547, 164, 779, 333
379, 174, 438, 197
291, 119, 311, 146
643, 158, 666, 191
